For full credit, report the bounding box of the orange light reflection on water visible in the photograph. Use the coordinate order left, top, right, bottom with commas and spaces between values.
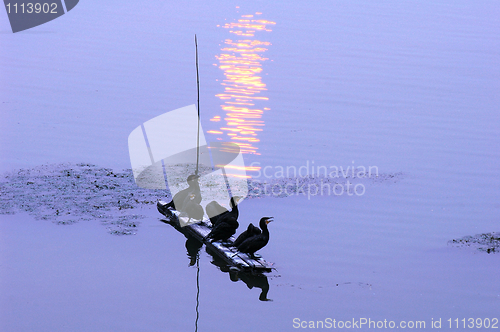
210, 12, 275, 160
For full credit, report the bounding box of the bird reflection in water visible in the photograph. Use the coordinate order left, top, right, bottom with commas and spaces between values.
185, 235, 203, 266
184, 236, 272, 301
206, 246, 272, 302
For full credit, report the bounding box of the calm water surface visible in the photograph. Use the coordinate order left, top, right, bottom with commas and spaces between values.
1, 1, 499, 331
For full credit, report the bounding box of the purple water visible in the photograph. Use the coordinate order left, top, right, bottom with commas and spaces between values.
1, 1, 499, 331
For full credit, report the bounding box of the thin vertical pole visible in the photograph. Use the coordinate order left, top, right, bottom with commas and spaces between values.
195, 35, 201, 176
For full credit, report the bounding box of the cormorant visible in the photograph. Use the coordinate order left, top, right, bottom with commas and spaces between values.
205, 197, 241, 242
232, 222, 261, 248
205, 200, 228, 226
183, 193, 204, 221
206, 196, 241, 228
164, 174, 201, 211
206, 217, 238, 242
236, 217, 273, 259
216, 196, 240, 225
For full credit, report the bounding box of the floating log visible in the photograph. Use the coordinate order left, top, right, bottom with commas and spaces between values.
157, 200, 273, 273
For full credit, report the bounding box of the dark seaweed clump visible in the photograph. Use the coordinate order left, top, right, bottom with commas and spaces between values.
0, 163, 167, 235
0, 163, 404, 234
449, 232, 500, 253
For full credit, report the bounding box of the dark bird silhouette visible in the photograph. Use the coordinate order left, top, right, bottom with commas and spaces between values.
205, 200, 228, 226
232, 222, 261, 248
164, 174, 201, 211
206, 196, 241, 228
205, 196, 241, 242
205, 218, 238, 242
183, 193, 204, 221
236, 217, 273, 259
216, 196, 240, 225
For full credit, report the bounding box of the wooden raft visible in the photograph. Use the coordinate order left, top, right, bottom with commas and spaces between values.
157, 200, 273, 273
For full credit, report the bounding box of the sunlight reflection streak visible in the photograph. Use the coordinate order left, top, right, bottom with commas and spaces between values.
209, 12, 275, 158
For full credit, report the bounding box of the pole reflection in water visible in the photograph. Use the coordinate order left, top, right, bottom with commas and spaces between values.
209, 11, 276, 158
184, 236, 272, 303
185, 236, 202, 331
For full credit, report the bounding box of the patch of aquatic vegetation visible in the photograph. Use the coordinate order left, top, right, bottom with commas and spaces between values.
245, 171, 404, 199
448, 232, 500, 253
0, 163, 166, 235
0, 163, 404, 234
159, 163, 405, 200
